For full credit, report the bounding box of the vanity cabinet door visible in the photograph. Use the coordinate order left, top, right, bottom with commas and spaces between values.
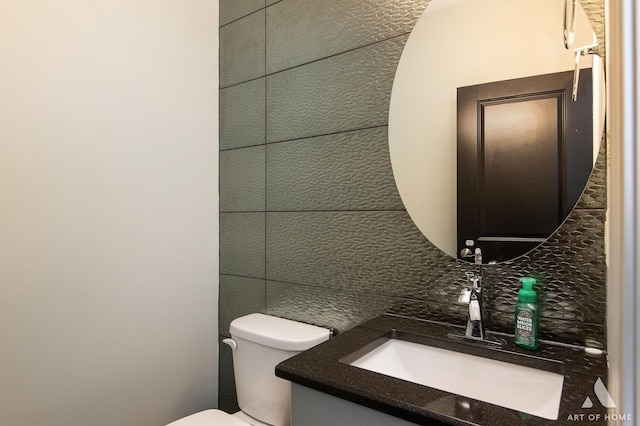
290, 384, 420, 426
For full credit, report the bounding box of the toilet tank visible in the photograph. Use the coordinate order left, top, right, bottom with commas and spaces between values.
227, 313, 330, 426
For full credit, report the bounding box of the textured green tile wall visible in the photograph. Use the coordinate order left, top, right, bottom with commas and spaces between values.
219, 0, 265, 26
266, 128, 402, 210
268, 1, 429, 72
266, 36, 406, 142
218, 0, 606, 412
219, 78, 265, 150
219, 9, 265, 87
219, 1, 268, 413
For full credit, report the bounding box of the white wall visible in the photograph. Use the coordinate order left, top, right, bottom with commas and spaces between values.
0, 1, 219, 425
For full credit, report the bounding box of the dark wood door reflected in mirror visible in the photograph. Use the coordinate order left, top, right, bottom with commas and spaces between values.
456, 70, 593, 263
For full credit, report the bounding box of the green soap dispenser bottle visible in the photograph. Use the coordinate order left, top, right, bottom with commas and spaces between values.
514, 277, 539, 350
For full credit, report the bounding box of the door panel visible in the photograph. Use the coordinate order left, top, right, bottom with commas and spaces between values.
456, 70, 593, 263
481, 95, 561, 237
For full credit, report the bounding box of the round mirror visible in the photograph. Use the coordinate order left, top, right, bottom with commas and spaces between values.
389, 0, 605, 264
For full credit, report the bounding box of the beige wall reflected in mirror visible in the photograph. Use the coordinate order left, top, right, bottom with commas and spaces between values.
389, 0, 605, 263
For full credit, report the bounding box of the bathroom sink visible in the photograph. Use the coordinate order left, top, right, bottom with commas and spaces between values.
345, 336, 564, 420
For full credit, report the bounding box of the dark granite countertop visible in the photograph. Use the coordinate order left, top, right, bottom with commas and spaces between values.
276, 314, 610, 425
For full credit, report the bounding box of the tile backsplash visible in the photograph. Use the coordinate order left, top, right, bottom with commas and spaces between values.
218, 0, 606, 412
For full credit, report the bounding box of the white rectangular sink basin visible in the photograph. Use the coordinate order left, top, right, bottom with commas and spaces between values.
347, 338, 564, 420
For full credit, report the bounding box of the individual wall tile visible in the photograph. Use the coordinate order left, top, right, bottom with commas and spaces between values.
218, 336, 239, 413
575, 137, 606, 210
388, 297, 604, 348
386, 298, 606, 349
266, 0, 428, 73
220, 146, 265, 212
219, 274, 266, 337
220, 10, 265, 88
220, 0, 265, 27
386, 298, 469, 327
266, 36, 407, 142
482, 209, 606, 327
266, 211, 477, 303
486, 310, 606, 348
220, 213, 265, 278
538, 318, 606, 348
266, 280, 395, 332
266, 127, 403, 211
220, 78, 265, 150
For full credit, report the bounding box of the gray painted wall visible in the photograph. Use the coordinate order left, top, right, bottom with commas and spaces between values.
218, 0, 606, 412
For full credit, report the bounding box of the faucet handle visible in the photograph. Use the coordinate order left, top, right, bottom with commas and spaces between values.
474, 248, 482, 264
458, 288, 472, 304
465, 272, 481, 290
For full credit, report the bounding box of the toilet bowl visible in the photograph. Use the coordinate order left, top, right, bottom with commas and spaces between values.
166, 313, 330, 426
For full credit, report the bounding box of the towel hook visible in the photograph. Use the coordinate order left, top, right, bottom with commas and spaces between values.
564, 0, 599, 101
572, 43, 599, 101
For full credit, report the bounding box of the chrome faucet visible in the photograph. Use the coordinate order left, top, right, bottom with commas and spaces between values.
449, 272, 504, 346
465, 272, 485, 339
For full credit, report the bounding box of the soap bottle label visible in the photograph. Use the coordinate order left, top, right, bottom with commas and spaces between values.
516, 310, 533, 336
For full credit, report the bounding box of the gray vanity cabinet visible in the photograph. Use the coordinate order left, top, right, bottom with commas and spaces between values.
290, 383, 419, 426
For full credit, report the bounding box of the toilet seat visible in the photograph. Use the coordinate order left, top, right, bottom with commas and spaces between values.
231, 410, 271, 426
166, 409, 250, 426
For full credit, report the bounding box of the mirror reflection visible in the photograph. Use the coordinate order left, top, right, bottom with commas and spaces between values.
388, 0, 605, 264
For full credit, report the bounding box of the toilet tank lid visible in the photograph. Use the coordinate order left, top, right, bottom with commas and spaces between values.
229, 313, 330, 351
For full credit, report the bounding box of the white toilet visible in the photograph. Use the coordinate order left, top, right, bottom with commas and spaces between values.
167, 313, 330, 426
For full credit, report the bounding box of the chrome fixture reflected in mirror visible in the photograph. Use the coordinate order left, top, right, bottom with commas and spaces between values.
565, 0, 602, 101
572, 43, 599, 101
389, 0, 605, 264
564, 0, 577, 49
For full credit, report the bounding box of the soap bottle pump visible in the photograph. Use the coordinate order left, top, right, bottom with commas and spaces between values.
514, 277, 539, 350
